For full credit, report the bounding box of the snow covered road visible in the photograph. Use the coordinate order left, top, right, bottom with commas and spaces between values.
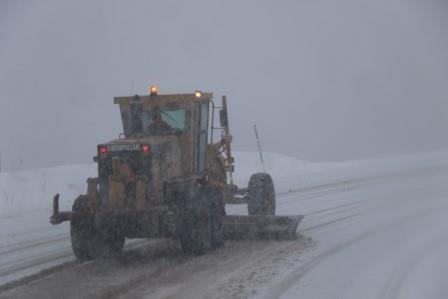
269, 167, 448, 299
1, 165, 448, 298
1, 152, 448, 298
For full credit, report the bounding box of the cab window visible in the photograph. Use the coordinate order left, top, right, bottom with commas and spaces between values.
142, 108, 187, 135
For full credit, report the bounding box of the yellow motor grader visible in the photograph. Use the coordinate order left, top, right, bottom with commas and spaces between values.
50, 86, 303, 259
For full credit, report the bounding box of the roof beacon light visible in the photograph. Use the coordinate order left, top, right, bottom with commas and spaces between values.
150, 85, 158, 96
195, 90, 202, 98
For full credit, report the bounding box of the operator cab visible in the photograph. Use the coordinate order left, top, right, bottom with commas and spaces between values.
101, 89, 216, 182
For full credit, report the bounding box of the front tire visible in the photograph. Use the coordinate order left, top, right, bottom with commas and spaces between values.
177, 185, 225, 255
208, 187, 225, 249
247, 173, 276, 215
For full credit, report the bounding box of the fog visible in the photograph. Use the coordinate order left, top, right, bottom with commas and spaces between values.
1, 0, 448, 170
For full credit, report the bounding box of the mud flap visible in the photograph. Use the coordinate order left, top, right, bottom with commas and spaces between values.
223, 215, 304, 240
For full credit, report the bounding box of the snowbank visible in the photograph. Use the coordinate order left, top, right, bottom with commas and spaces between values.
0, 164, 96, 220
233, 151, 448, 192
1, 150, 448, 232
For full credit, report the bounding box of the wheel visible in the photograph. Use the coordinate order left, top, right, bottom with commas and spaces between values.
247, 173, 276, 215
96, 214, 126, 256
177, 185, 225, 255
71, 195, 99, 260
103, 229, 125, 255
208, 187, 225, 249
178, 204, 210, 255
70, 196, 124, 260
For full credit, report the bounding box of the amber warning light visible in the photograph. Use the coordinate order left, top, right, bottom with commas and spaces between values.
150, 85, 158, 96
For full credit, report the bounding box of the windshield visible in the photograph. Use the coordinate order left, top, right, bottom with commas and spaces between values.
141, 108, 187, 135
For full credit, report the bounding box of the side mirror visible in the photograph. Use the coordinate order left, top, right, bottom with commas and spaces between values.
219, 109, 228, 128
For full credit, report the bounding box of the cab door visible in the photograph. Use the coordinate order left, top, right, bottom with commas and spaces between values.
193, 101, 209, 175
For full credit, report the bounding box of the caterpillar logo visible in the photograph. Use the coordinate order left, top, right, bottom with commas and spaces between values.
107, 144, 140, 152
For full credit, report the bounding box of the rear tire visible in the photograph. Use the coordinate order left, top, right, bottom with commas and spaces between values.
247, 173, 276, 215
177, 185, 225, 255
71, 196, 124, 260
209, 187, 225, 249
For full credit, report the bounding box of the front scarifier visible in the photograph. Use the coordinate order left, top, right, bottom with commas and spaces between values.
50, 86, 304, 260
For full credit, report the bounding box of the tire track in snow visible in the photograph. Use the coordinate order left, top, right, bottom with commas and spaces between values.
300, 212, 362, 233
265, 203, 448, 299
379, 233, 448, 299
0, 239, 164, 293
0, 249, 73, 278
275, 166, 448, 209
0, 234, 68, 256
304, 200, 361, 216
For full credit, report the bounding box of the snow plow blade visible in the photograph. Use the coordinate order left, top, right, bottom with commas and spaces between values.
224, 215, 304, 240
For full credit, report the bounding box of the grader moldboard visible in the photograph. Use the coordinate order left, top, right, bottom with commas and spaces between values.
50, 86, 303, 260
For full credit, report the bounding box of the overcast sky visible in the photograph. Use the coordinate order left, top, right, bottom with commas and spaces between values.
1, 0, 448, 170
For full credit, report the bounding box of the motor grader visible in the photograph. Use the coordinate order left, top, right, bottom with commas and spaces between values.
50, 86, 303, 260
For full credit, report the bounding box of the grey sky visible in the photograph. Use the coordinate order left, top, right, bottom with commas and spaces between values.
1, 0, 448, 170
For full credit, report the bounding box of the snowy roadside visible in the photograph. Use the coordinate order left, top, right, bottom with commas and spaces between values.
234, 150, 448, 192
